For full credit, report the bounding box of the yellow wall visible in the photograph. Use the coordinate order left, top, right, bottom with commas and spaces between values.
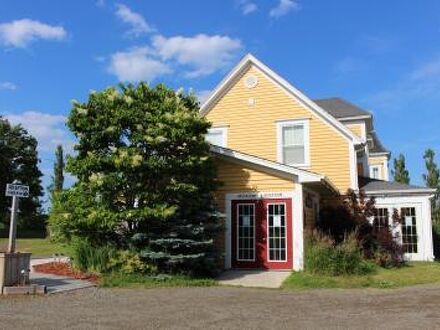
368, 156, 388, 179
213, 158, 295, 212
205, 65, 352, 192
345, 123, 364, 140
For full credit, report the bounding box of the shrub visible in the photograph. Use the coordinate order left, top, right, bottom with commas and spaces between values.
69, 238, 117, 274
108, 250, 157, 275
305, 231, 375, 276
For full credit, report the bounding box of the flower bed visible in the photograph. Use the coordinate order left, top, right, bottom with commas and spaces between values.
33, 262, 99, 283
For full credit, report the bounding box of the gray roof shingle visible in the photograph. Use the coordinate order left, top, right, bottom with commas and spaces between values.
358, 176, 434, 193
368, 131, 389, 154
314, 97, 371, 119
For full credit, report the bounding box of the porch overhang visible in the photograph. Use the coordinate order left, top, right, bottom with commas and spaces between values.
210, 145, 339, 195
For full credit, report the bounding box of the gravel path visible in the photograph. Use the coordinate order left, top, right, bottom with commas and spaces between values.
1, 285, 440, 329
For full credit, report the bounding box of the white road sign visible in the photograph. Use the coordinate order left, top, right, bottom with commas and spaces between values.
5, 184, 29, 198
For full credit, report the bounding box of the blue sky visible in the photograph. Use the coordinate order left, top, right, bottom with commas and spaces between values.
1, 0, 440, 201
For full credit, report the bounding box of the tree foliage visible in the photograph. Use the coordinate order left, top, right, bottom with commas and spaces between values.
318, 190, 404, 268
49, 83, 222, 276
0, 116, 44, 230
53, 144, 65, 193
423, 149, 440, 219
392, 153, 410, 184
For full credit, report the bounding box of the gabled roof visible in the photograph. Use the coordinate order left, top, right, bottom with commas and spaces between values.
211, 144, 339, 194
314, 97, 372, 120
358, 176, 435, 196
368, 131, 390, 155
200, 54, 363, 145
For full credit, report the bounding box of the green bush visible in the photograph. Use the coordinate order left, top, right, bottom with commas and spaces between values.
108, 250, 157, 275
305, 231, 375, 276
69, 238, 117, 274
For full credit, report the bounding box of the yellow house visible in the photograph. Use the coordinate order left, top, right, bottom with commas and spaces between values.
201, 54, 435, 271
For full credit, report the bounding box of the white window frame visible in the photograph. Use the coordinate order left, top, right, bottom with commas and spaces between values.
370, 165, 381, 180
206, 127, 227, 147
276, 119, 310, 167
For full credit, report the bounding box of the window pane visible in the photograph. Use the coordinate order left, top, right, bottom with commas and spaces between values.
282, 124, 305, 165
206, 131, 224, 146
283, 125, 304, 146
283, 146, 305, 165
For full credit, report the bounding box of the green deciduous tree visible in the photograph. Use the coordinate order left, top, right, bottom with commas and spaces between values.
0, 116, 44, 230
49, 83, 222, 276
392, 153, 410, 184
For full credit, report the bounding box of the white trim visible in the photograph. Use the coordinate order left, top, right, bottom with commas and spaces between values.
235, 203, 256, 262
206, 127, 227, 147
349, 143, 359, 190
293, 186, 304, 270
266, 202, 288, 262
276, 119, 310, 168
338, 115, 372, 122
370, 152, 391, 157
363, 189, 436, 196
200, 53, 362, 145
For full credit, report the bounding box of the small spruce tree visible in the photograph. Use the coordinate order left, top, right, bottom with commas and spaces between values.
392, 153, 410, 184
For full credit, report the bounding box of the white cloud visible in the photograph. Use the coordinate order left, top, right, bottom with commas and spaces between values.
367, 55, 440, 112
269, 0, 300, 18
108, 46, 171, 81
152, 34, 242, 78
0, 81, 17, 91
238, 0, 258, 15
5, 111, 72, 153
0, 19, 67, 48
115, 3, 154, 37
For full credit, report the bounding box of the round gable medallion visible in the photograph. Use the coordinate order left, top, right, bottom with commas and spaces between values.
244, 75, 258, 88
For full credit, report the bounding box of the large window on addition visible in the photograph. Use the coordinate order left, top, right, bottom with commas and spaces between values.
373, 208, 389, 231
277, 120, 310, 167
401, 207, 418, 254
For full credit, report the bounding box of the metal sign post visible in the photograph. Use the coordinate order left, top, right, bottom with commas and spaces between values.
5, 183, 29, 253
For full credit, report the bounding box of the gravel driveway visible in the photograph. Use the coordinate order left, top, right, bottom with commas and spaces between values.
1, 285, 440, 329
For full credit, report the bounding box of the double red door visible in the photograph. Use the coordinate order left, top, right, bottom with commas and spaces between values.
231, 198, 292, 270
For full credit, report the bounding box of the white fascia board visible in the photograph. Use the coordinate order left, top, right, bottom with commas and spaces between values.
338, 115, 372, 122
363, 189, 436, 197
201, 53, 362, 145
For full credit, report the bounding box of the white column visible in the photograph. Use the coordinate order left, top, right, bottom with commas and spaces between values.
293, 184, 304, 270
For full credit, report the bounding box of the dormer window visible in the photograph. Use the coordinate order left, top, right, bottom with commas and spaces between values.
277, 119, 310, 167
206, 127, 227, 147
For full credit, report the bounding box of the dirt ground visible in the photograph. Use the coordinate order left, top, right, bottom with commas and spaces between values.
1, 285, 440, 329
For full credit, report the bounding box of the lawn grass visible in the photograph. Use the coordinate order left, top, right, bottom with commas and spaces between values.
282, 262, 440, 289
0, 238, 67, 256
100, 273, 217, 289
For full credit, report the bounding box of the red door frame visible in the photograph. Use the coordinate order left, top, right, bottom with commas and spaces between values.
231, 198, 293, 270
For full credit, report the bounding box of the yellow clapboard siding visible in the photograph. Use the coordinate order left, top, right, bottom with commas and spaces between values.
214, 158, 295, 212
206, 65, 352, 192
345, 123, 364, 139
368, 156, 388, 179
